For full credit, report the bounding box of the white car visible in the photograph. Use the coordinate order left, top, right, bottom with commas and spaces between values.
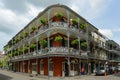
95, 67, 106, 75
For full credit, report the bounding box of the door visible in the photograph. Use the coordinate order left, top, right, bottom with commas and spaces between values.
62, 62, 69, 76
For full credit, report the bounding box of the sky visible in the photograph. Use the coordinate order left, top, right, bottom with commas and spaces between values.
0, 0, 120, 51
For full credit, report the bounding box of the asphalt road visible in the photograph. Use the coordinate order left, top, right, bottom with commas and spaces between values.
0, 73, 13, 80
0, 69, 120, 80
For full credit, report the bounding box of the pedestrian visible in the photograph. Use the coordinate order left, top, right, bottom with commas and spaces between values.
81, 67, 85, 75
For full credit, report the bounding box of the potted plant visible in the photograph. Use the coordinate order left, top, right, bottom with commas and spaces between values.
71, 39, 79, 45
54, 35, 63, 42
39, 39, 47, 48
40, 18, 46, 25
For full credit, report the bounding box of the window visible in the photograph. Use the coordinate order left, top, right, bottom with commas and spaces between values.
40, 61, 44, 70
49, 61, 53, 71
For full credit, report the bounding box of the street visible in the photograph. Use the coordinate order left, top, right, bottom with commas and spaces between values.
0, 69, 120, 80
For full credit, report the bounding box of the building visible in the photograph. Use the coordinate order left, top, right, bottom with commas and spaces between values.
4, 4, 120, 77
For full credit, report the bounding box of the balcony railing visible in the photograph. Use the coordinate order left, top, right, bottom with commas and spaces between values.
109, 49, 119, 54
38, 47, 79, 55
10, 47, 111, 61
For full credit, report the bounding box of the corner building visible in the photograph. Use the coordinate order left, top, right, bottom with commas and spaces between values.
4, 4, 120, 77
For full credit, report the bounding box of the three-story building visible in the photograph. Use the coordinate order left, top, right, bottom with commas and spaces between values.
4, 4, 120, 77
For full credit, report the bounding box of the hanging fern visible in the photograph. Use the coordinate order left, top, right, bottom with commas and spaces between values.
30, 44, 36, 49
71, 39, 79, 45
56, 12, 62, 18
81, 41, 87, 47
40, 18, 46, 25
39, 39, 47, 46
24, 32, 29, 37
72, 18, 78, 24
80, 23, 87, 29
54, 35, 63, 42
31, 26, 37, 31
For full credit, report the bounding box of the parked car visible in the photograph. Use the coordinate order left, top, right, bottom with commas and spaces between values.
95, 67, 106, 75
116, 66, 120, 72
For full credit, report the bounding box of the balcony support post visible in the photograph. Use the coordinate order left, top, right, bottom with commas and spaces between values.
28, 40, 31, 74
47, 31, 51, 79
36, 37, 38, 75
67, 31, 71, 76
78, 37, 81, 75
86, 23, 90, 74
22, 44, 25, 72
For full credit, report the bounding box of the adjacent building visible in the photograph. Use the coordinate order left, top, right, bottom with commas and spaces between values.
4, 4, 120, 77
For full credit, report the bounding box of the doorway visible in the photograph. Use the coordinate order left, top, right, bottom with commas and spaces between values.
62, 61, 69, 77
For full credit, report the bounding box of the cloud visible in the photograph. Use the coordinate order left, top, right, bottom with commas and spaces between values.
1, 0, 28, 14
0, 5, 30, 34
27, 0, 70, 8
84, 0, 112, 20
99, 29, 113, 38
0, 0, 115, 51
112, 28, 120, 32
0, 32, 12, 50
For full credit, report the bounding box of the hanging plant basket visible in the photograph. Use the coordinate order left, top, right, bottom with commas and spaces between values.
81, 41, 87, 47
20, 35, 23, 40
54, 35, 63, 42
40, 18, 46, 25
39, 39, 47, 47
56, 12, 62, 18
31, 26, 37, 31
80, 23, 87, 29
15, 38, 19, 43
72, 18, 78, 25
23, 46, 28, 52
24, 32, 29, 37
71, 39, 79, 45
30, 44, 36, 49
